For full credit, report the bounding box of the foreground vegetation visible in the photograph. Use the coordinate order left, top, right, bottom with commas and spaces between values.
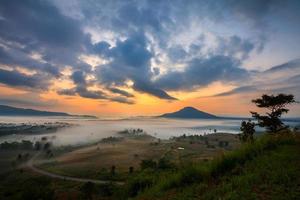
0, 130, 298, 199
132, 131, 299, 200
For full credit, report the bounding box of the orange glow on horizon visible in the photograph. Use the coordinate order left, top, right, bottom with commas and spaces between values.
0, 82, 295, 118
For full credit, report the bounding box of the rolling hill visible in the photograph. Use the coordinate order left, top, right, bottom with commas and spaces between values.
0, 105, 96, 118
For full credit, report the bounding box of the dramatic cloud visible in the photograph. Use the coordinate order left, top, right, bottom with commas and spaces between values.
0, 0, 299, 106
0, 68, 50, 90
156, 56, 248, 91
107, 88, 134, 98
94, 32, 177, 100
211, 59, 300, 98
212, 86, 257, 97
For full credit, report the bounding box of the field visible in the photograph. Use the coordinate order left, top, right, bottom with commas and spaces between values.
0, 130, 299, 200
37, 133, 240, 180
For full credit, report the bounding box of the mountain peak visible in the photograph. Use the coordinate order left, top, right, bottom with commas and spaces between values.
159, 107, 218, 119
181, 107, 198, 111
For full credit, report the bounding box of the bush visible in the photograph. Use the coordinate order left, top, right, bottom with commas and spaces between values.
127, 173, 154, 197
136, 132, 297, 197
157, 158, 174, 170
140, 159, 157, 170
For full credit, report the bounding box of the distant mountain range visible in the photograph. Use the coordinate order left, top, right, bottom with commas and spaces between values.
159, 107, 218, 119
0, 105, 97, 118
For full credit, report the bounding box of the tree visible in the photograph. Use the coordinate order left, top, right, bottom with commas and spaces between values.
44, 142, 51, 151
239, 120, 255, 142
251, 94, 295, 133
34, 141, 41, 150
111, 165, 116, 175
17, 154, 22, 161
129, 166, 134, 174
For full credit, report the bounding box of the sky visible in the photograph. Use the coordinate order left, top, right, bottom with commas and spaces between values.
0, 0, 300, 117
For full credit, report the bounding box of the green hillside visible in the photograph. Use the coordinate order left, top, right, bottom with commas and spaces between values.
130, 131, 300, 200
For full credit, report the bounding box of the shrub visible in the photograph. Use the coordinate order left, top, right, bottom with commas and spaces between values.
137, 132, 297, 197
140, 159, 157, 170
239, 120, 255, 143
157, 158, 174, 170
127, 173, 154, 197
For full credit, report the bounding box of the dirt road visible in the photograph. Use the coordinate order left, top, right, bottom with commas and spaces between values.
26, 152, 124, 185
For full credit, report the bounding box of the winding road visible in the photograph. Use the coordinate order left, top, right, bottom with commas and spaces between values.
26, 152, 124, 185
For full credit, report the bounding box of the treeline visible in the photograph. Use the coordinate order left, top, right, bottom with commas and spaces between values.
0, 140, 34, 150
0, 140, 52, 151
118, 128, 146, 135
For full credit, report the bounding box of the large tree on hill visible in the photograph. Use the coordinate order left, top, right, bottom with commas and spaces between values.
251, 94, 295, 133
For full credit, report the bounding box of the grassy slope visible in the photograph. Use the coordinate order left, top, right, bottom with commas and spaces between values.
0, 133, 299, 200
135, 133, 300, 200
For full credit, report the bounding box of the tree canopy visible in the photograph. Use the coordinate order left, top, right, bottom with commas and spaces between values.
251, 94, 295, 133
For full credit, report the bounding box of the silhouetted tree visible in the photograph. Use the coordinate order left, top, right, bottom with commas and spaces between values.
129, 166, 134, 174
17, 154, 22, 161
251, 94, 295, 133
239, 120, 255, 142
44, 142, 51, 151
34, 141, 41, 150
111, 165, 116, 175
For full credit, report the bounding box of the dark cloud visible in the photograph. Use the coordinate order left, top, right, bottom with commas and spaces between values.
58, 87, 135, 104
0, 68, 50, 90
168, 46, 188, 62
95, 32, 176, 100
57, 88, 77, 96
264, 58, 300, 73
0, 46, 61, 77
0, 0, 299, 105
59, 70, 108, 100
133, 80, 177, 100
156, 56, 248, 91
0, 0, 85, 49
108, 87, 134, 98
57, 87, 107, 99
109, 96, 135, 105
93, 41, 111, 56
71, 71, 87, 85
59, 70, 136, 104
95, 32, 152, 83
216, 36, 256, 60
209, 58, 300, 98
213, 86, 257, 97
0, 0, 92, 90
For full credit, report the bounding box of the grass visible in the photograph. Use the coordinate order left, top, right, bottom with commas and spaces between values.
36, 133, 239, 181
0, 149, 35, 174
0, 168, 124, 200
130, 131, 300, 199
1, 131, 298, 199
